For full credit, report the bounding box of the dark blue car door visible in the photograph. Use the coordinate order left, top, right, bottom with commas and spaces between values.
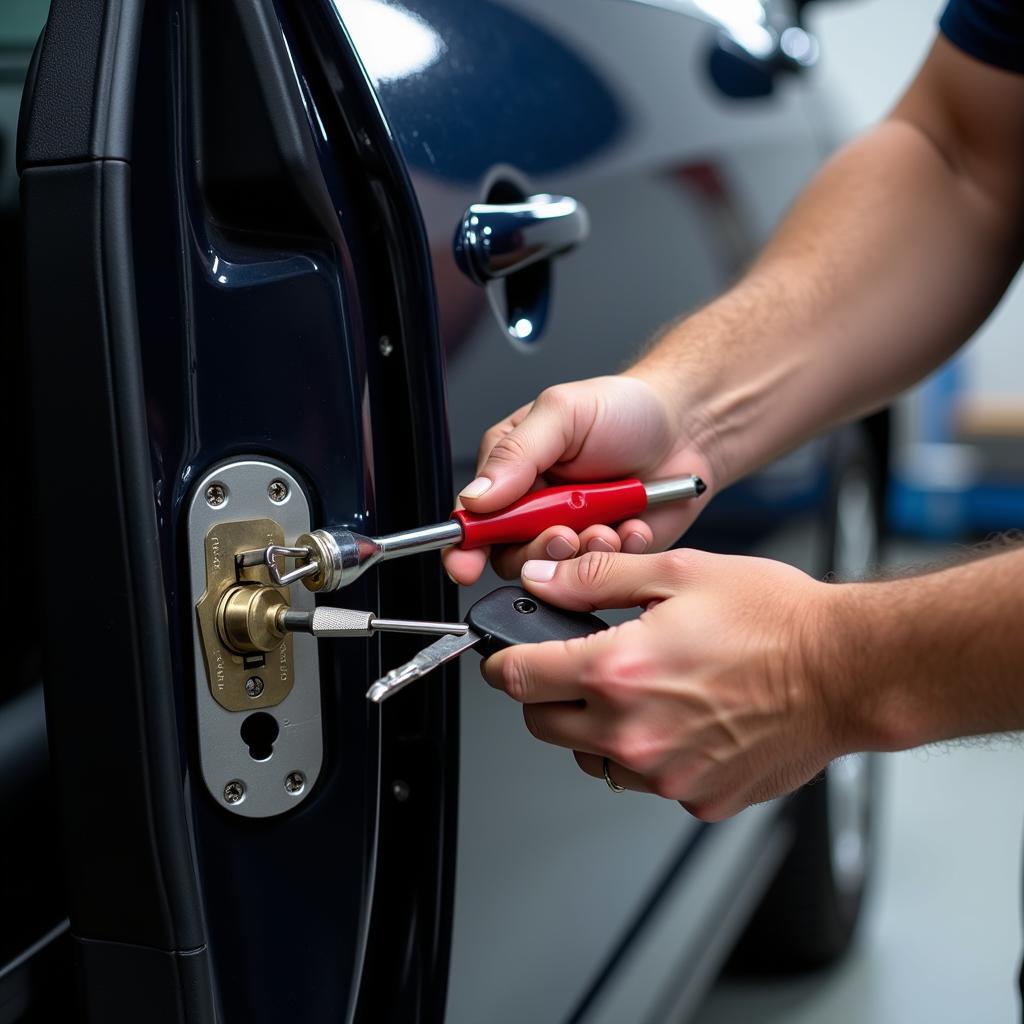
19, 0, 461, 1020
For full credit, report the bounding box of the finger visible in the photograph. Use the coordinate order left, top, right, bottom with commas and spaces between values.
521, 701, 598, 751
640, 503, 705, 553
480, 633, 600, 704
490, 527, 581, 580
573, 751, 650, 793
616, 518, 654, 555
577, 524, 621, 553
448, 475, 558, 583
489, 542, 533, 581
459, 390, 578, 513
442, 545, 489, 585
474, 403, 534, 476
679, 793, 749, 823
519, 550, 685, 612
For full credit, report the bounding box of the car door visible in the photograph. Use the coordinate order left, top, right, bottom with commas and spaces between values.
332, 1, 828, 1021
19, 0, 460, 1020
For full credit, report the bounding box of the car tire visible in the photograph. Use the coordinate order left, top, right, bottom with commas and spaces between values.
731, 754, 879, 971
730, 425, 883, 971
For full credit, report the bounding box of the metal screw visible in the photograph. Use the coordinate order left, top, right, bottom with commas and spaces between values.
285, 771, 306, 795
268, 479, 289, 503
223, 780, 245, 804
205, 483, 227, 507
245, 676, 265, 698
513, 598, 537, 614
391, 780, 411, 803
379, 335, 394, 357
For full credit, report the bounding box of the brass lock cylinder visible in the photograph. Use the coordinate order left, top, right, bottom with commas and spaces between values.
217, 584, 289, 654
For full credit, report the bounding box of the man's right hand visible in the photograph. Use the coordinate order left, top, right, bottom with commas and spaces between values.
443, 374, 714, 585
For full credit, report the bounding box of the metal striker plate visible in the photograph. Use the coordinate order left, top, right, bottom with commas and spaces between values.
187, 460, 323, 818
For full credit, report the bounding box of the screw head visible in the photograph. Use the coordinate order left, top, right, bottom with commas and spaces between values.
285, 771, 306, 795
379, 334, 394, 357
223, 780, 245, 804
268, 479, 289, 503
205, 483, 227, 507
513, 598, 537, 614
244, 676, 265, 698
391, 780, 411, 803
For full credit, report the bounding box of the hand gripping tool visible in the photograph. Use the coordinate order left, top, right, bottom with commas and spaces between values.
255, 474, 705, 593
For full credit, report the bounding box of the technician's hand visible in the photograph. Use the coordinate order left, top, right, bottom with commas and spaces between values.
444, 375, 714, 585
480, 549, 845, 821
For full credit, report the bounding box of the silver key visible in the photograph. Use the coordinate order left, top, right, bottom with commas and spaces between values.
366, 586, 609, 704
367, 631, 480, 703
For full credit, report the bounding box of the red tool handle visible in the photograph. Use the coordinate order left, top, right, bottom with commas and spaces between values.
452, 478, 648, 549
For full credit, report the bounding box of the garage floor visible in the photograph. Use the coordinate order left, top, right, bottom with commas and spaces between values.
693, 542, 1024, 1023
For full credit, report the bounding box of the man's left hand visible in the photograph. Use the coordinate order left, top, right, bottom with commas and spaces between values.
480, 549, 849, 821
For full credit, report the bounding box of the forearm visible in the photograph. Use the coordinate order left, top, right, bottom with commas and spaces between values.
629, 42, 1024, 490
825, 543, 1024, 754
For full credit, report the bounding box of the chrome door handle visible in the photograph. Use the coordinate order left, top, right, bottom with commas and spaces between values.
455, 194, 590, 285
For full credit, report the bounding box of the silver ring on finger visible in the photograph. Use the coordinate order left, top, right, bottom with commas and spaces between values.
603, 757, 625, 794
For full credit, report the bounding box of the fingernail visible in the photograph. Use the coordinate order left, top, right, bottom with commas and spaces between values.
459, 476, 493, 500
587, 538, 615, 553
545, 536, 577, 560
623, 532, 648, 554
445, 568, 459, 585
522, 559, 557, 582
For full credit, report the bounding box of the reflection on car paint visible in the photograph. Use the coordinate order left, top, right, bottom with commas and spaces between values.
335, 0, 623, 180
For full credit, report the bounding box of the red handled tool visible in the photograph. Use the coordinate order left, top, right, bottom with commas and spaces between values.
262, 474, 705, 592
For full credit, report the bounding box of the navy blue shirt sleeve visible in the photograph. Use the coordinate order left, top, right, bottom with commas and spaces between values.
939, 0, 1024, 74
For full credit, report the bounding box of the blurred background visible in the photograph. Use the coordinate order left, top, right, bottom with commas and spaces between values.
695, 2, 1024, 1021
812, 0, 1024, 544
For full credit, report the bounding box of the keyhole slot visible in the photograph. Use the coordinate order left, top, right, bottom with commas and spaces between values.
241, 712, 279, 761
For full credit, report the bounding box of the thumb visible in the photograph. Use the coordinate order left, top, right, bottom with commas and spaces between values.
519, 550, 684, 612
460, 393, 575, 513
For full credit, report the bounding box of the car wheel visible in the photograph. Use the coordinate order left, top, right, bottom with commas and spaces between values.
730, 425, 883, 971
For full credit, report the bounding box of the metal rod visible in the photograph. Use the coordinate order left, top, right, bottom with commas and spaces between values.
280, 610, 313, 633
279, 608, 467, 638
375, 519, 465, 560
370, 618, 470, 636
236, 548, 271, 568
643, 475, 706, 505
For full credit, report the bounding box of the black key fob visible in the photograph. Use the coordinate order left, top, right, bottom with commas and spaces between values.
466, 586, 607, 658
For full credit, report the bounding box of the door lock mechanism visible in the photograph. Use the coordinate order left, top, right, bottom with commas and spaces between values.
195, 518, 295, 712
187, 460, 323, 818
216, 581, 289, 655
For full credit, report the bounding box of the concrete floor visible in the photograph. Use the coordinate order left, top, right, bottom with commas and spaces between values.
693, 542, 1024, 1023
693, 744, 1024, 1023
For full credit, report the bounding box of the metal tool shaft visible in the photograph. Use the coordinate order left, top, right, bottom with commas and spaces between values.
643, 475, 705, 504
372, 617, 470, 636
280, 607, 468, 638
374, 519, 465, 560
